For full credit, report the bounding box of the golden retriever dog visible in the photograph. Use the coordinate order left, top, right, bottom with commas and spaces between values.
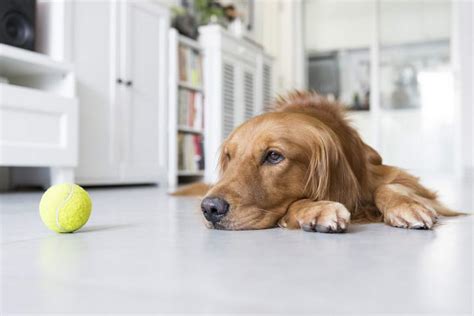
200, 91, 459, 232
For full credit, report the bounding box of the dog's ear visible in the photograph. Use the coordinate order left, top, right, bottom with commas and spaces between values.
304, 126, 360, 210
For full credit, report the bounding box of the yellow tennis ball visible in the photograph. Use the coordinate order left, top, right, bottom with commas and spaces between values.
39, 183, 92, 233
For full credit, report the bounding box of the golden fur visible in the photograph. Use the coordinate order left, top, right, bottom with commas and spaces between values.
201, 91, 460, 232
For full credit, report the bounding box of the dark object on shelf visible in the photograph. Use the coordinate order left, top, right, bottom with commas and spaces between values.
173, 13, 199, 39
348, 90, 370, 111
352, 92, 361, 109
389, 65, 420, 109
0, 0, 35, 51
308, 52, 340, 99
223, 4, 238, 22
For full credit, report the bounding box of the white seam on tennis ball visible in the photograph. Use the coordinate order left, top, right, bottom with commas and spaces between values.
55, 184, 74, 232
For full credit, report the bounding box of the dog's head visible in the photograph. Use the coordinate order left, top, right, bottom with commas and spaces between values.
201, 107, 361, 230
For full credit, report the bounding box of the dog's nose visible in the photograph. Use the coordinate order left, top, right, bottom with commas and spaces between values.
201, 197, 229, 223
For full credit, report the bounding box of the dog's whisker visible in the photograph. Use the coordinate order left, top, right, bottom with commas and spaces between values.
228, 213, 264, 230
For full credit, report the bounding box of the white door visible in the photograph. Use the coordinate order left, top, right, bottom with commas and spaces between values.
74, 2, 121, 184
120, 2, 169, 182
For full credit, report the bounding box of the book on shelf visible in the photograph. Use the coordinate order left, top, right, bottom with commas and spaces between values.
177, 133, 205, 172
178, 89, 203, 130
178, 44, 203, 87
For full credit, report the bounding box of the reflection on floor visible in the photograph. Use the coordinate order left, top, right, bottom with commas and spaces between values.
1, 175, 472, 314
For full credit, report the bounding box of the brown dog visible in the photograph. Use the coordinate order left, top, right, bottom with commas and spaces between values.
201, 91, 459, 232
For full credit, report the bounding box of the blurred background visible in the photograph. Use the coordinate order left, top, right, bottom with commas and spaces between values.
0, 0, 472, 207
304, 0, 459, 176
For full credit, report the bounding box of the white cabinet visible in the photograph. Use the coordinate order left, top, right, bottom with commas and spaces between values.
72, 2, 119, 183
221, 57, 237, 138
71, 2, 169, 185
220, 52, 258, 138
241, 64, 257, 121
119, 2, 169, 182
259, 54, 274, 112
199, 25, 274, 183
0, 44, 77, 189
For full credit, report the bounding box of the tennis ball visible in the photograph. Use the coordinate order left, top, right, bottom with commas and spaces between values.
39, 183, 92, 233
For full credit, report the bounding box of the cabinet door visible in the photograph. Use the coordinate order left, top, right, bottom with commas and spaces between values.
262, 62, 273, 112
120, 2, 169, 182
242, 65, 257, 121
222, 58, 237, 139
73, 1, 121, 184
221, 56, 257, 137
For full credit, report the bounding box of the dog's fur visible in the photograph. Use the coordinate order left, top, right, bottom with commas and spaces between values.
202, 91, 460, 232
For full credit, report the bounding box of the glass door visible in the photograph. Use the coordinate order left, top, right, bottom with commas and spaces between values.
377, 0, 454, 175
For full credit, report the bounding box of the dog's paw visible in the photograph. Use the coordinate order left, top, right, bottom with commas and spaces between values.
384, 202, 438, 229
296, 202, 351, 233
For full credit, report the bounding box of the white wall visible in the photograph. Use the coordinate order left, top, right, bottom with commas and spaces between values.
304, 0, 451, 52
305, 0, 374, 51
452, 1, 473, 176
151, 0, 179, 8
36, 0, 71, 61
254, 0, 305, 94
379, 1, 451, 45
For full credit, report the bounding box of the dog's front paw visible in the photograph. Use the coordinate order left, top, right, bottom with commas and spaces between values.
296, 202, 351, 233
384, 202, 438, 229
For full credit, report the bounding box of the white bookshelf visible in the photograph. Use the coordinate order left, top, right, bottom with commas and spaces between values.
168, 29, 206, 191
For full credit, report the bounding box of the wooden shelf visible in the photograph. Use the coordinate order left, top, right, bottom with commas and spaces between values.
0, 44, 73, 77
178, 81, 203, 92
178, 126, 203, 134
178, 170, 205, 176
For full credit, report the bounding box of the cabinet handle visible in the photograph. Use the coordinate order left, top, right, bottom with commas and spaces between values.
125, 80, 133, 87
116, 78, 123, 84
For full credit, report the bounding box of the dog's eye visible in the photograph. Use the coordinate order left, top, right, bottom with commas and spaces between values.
226, 153, 231, 160
264, 150, 284, 164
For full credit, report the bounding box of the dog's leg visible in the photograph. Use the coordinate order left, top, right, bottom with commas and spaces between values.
374, 183, 438, 229
278, 200, 351, 233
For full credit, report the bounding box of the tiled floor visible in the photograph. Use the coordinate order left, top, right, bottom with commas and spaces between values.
1, 175, 472, 314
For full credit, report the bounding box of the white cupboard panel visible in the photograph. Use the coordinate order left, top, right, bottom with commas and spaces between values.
243, 70, 256, 120
121, 2, 168, 180
222, 61, 236, 139
73, 2, 168, 185
73, 1, 121, 182
262, 63, 273, 111
0, 84, 77, 166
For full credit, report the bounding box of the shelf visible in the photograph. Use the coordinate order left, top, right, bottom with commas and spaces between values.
0, 44, 73, 77
178, 170, 205, 176
178, 126, 203, 134
169, 28, 206, 190
178, 81, 203, 92
177, 35, 203, 51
